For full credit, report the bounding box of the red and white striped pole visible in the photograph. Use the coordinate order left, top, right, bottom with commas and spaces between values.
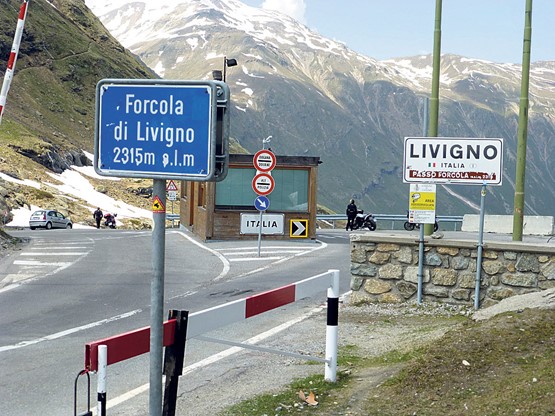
0, 0, 30, 124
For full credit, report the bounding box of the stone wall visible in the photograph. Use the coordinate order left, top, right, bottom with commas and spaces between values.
350, 234, 555, 307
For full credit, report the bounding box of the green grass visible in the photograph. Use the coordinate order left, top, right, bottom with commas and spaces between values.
219, 373, 351, 416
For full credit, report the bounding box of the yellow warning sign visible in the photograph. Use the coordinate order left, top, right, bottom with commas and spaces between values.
152, 196, 166, 213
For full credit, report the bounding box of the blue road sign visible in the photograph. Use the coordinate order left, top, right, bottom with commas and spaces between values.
254, 195, 270, 211
94, 79, 218, 180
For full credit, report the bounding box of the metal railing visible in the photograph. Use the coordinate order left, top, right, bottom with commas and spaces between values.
316, 213, 464, 231
166, 214, 180, 228
165, 213, 463, 230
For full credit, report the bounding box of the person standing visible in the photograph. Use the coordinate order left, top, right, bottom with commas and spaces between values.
346, 199, 357, 231
93, 207, 103, 229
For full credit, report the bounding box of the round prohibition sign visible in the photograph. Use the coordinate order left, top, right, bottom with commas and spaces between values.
253, 149, 277, 172
252, 172, 275, 196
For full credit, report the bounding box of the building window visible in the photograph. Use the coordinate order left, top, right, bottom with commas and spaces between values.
216, 167, 309, 211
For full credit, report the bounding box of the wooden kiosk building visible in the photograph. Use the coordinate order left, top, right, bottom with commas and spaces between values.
179, 154, 320, 240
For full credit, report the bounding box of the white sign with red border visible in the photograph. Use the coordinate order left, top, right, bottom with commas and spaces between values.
403, 137, 503, 185
253, 149, 276, 172
252, 172, 275, 196
166, 180, 178, 192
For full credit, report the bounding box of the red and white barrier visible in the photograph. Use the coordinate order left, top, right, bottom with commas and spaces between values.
0, 0, 29, 124
84, 269, 341, 381
186, 269, 338, 338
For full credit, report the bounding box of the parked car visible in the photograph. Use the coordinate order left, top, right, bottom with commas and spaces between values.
29, 210, 73, 230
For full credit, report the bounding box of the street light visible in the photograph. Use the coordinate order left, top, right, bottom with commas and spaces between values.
223, 56, 237, 82
262, 135, 272, 149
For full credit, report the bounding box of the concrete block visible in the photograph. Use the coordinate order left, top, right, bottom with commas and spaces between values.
462, 215, 554, 236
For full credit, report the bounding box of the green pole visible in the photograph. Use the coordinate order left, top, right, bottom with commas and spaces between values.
425, 0, 442, 236
512, 0, 533, 241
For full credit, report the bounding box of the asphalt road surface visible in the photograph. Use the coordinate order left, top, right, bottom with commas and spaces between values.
0, 227, 351, 416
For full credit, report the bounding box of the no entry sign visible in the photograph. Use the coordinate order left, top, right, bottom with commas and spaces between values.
253, 149, 276, 172
252, 172, 275, 196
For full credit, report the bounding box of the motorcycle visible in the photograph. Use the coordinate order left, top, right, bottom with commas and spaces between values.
352, 210, 377, 231
403, 211, 438, 232
104, 213, 117, 229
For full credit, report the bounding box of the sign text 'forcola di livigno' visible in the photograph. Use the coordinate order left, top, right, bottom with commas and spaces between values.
403, 137, 503, 185
94, 80, 223, 181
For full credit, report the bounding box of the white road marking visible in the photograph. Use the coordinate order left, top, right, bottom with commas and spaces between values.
14, 260, 72, 266
29, 246, 90, 250
20, 252, 88, 256
0, 309, 142, 352
223, 250, 305, 256
173, 231, 230, 281
229, 256, 283, 262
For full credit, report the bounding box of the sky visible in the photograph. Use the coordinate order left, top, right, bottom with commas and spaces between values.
242, 0, 554, 64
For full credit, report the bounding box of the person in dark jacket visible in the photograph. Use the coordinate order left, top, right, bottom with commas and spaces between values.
346, 199, 357, 231
93, 207, 103, 229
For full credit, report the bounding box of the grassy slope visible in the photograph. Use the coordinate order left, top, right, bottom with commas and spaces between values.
221, 308, 555, 415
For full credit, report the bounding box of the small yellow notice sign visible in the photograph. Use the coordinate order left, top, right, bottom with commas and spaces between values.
408, 184, 436, 224
409, 190, 436, 210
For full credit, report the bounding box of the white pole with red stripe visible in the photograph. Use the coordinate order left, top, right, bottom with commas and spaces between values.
0, 0, 30, 124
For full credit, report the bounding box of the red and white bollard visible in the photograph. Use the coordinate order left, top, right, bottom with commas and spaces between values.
0, 0, 30, 124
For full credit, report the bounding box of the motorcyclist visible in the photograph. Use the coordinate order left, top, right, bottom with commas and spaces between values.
346, 199, 357, 231
104, 212, 117, 228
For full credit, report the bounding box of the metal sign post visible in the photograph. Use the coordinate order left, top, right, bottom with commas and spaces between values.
94, 79, 230, 415
252, 150, 276, 257
475, 184, 487, 309
254, 196, 270, 257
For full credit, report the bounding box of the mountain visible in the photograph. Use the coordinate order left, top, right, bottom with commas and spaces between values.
0, 0, 157, 226
1, 0, 554, 222
85, 0, 555, 216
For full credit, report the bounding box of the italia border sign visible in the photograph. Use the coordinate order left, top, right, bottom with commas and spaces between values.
403, 137, 503, 185
94, 79, 222, 181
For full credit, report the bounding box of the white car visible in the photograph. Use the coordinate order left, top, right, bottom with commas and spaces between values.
29, 210, 73, 230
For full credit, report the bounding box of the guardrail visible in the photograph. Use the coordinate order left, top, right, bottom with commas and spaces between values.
316, 213, 464, 231
165, 213, 463, 230
166, 214, 180, 228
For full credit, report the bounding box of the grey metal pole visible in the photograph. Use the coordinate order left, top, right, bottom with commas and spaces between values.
257, 210, 263, 257
417, 97, 429, 305
417, 225, 425, 305
150, 179, 166, 416
474, 184, 487, 310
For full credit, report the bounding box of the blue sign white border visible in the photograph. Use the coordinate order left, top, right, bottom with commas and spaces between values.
94, 78, 219, 181
254, 195, 270, 211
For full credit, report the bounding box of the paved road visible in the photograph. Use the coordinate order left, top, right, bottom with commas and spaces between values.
0, 227, 351, 416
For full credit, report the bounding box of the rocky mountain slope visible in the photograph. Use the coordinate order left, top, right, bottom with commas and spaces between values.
87, 0, 555, 216
0, 0, 158, 226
